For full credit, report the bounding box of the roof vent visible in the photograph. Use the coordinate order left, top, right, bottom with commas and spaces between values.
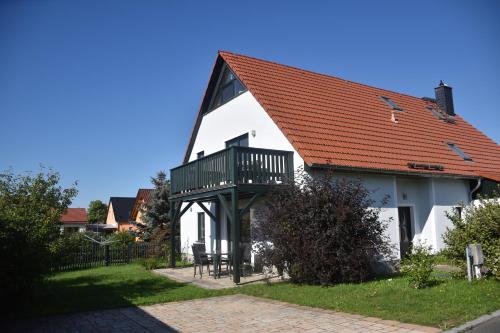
434, 80, 455, 116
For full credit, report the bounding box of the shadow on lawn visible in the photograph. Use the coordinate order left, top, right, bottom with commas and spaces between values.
3, 272, 186, 332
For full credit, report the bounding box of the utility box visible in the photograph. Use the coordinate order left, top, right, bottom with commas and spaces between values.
469, 244, 484, 265
466, 243, 484, 281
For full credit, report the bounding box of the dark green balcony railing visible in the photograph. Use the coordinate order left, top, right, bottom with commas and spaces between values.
170, 146, 294, 195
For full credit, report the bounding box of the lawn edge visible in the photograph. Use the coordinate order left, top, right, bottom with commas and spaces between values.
442, 310, 500, 333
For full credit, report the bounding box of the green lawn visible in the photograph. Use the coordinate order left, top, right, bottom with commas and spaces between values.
24, 264, 500, 330
28, 264, 230, 317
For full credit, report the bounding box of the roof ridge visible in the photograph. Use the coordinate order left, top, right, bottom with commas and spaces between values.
219, 50, 434, 104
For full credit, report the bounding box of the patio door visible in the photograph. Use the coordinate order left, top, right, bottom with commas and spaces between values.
226, 212, 251, 261
398, 207, 413, 258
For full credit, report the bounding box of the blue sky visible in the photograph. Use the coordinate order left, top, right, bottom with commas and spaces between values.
1, 0, 499, 208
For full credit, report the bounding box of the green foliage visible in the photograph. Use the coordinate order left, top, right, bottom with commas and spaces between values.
87, 200, 107, 223
49, 232, 97, 268
442, 195, 500, 280
136, 171, 171, 241
0, 168, 77, 303
138, 257, 163, 270
400, 242, 436, 289
109, 231, 136, 248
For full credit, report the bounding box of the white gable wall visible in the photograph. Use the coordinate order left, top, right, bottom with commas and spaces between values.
180, 91, 303, 258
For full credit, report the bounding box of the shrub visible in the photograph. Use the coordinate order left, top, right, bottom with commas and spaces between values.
253, 170, 392, 285
0, 168, 77, 305
400, 242, 436, 289
139, 257, 163, 270
109, 231, 136, 248
442, 195, 500, 280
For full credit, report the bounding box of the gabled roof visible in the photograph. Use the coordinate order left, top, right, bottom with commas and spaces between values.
184, 51, 500, 179
130, 189, 154, 221
60, 208, 87, 224
109, 197, 136, 223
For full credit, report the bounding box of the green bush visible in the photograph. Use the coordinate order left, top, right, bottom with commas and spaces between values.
400, 242, 436, 289
139, 257, 163, 270
0, 169, 77, 305
109, 231, 136, 248
442, 195, 500, 280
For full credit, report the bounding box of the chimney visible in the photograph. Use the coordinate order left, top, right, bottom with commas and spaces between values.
434, 80, 455, 116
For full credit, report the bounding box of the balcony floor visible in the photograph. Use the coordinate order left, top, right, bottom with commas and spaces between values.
153, 266, 282, 290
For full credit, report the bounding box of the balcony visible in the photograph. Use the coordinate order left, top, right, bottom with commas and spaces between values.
170, 146, 294, 198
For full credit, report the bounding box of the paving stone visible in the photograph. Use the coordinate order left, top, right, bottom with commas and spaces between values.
4, 294, 440, 333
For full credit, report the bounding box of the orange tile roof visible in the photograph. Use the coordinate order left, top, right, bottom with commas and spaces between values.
218, 51, 500, 178
130, 189, 154, 221
60, 208, 87, 224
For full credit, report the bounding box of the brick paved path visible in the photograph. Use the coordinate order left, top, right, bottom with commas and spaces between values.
5, 295, 440, 333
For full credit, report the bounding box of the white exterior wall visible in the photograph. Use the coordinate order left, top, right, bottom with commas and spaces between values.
180, 91, 303, 258
179, 91, 472, 261
328, 173, 470, 257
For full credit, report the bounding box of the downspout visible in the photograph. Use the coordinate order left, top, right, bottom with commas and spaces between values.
469, 178, 482, 201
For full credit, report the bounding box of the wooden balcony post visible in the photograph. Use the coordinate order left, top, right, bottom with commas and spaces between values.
169, 201, 176, 268
286, 152, 294, 183
230, 146, 238, 185
231, 188, 241, 283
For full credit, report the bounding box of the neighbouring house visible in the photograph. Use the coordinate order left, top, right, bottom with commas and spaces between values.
130, 189, 154, 226
105, 197, 136, 232
60, 208, 88, 233
169, 51, 500, 283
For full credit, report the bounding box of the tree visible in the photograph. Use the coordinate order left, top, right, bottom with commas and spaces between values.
0, 167, 77, 303
253, 170, 392, 285
137, 171, 171, 242
442, 192, 500, 279
87, 199, 108, 223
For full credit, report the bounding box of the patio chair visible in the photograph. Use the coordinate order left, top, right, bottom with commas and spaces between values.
192, 243, 212, 278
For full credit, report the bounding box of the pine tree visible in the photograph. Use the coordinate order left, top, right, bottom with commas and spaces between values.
137, 171, 171, 242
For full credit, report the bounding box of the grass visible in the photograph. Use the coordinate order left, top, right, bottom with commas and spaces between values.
20, 264, 500, 330
239, 276, 500, 330
26, 263, 229, 318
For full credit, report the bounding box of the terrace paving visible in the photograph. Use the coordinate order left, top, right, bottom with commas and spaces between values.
6, 294, 441, 333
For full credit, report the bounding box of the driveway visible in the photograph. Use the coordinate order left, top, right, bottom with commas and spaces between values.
5, 294, 440, 333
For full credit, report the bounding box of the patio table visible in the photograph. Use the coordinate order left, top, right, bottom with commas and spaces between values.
211, 252, 229, 279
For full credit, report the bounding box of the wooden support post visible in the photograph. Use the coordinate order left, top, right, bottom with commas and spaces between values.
231, 188, 241, 283
170, 201, 176, 268
215, 201, 221, 253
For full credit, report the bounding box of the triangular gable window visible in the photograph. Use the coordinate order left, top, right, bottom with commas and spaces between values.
208, 64, 247, 112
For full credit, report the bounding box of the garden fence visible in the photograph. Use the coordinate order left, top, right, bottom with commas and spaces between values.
53, 242, 168, 271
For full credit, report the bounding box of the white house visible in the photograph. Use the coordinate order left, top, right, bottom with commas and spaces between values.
169, 51, 500, 283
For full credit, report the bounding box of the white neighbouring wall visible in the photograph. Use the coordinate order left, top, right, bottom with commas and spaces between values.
178, 90, 472, 261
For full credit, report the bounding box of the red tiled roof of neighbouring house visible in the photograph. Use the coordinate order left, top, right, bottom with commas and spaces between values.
203, 51, 500, 178
130, 189, 154, 221
60, 208, 88, 224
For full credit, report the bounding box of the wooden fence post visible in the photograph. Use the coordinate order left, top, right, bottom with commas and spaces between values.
104, 245, 110, 266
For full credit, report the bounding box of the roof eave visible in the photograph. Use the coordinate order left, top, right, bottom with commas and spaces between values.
308, 163, 479, 180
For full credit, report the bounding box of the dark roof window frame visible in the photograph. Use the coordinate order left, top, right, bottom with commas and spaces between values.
380, 96, 403, 112
207, 63, 247, 113
446, 142, 472, 161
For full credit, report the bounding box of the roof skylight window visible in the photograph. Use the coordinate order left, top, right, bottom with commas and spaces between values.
380, 96, 403, 111
427, 106, 456, 124
447, 143, 472, 161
